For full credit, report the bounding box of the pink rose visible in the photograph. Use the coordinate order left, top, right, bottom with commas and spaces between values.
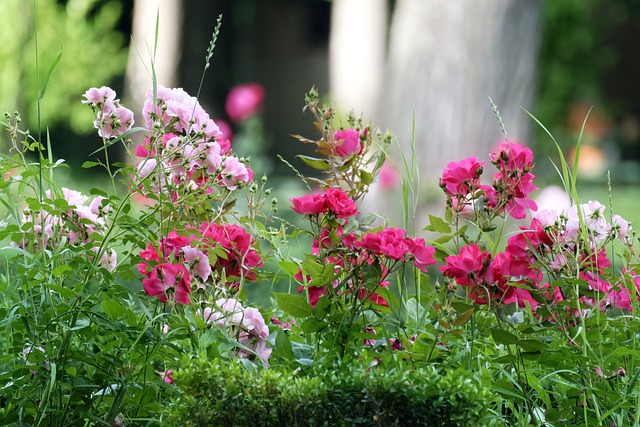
225, 83, 265, 123
324, 187, 358, 218
290, 193, 327, 215
490, 142, 534, 172
440, 156, 485, 196
439, 244, 490, 287
406, 237, 437, 272
334, 129, 361, 157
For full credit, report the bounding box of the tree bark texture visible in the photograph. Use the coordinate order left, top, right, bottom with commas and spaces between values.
380, 0, 542, 192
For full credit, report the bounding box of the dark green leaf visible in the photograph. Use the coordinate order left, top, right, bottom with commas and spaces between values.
491, 328, 518, 345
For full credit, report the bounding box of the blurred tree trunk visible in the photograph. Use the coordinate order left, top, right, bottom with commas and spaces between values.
124, 0, 183, 138
375, 0, 542, 226
329, 0, 387, 118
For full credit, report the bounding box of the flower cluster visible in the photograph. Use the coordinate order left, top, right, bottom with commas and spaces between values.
291, 189, 436, 307
440, 195, 636, 316
137, 223, 262, 304
134, 85, 253, 196
199, 298, 271, 366
19, 188, 116, 271
440, 142, 537, 219
82, 86, 135, 139
290, 187, 358, 219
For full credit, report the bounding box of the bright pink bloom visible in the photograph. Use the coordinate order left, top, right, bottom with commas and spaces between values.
290, 193, 326, 215
406, 237, 437, 272
225, 83, 265, 123
324, 187, 358, 218
490, 142, 534, 172
439, 244, 491, 288
334, 129, 361, 157
142, 262, 191, 304
379, 161, 401, 190
440, 156, 485, 196
377, 228, 408, 260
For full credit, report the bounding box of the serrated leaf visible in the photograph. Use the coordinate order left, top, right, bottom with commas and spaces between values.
274, 293, 313, 318
452, 308, 474, 327
300, 317, 325, 333
425, 215, 451, 233
296, 155, 331, 171
278, 260, 300, 276
359, 170, 373, 185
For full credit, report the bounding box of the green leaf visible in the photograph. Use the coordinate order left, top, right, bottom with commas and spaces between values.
273, 293, 313, 318
491, 328, 518, 345
82, 161, 100, 169
300, 317, 326, 333
52, 264, 73, 278
359, 169, 373, 185
452, 308, 474, 327
296, 155, 332, 171
517, 339, 549, 352
102, 300, 125, 320
39, 50, 63, 100
425, 215, 451, 233
278, 260, 300, 276
45, 283, 75, 298
275, 329, 294, 361
494, 355, 517, 364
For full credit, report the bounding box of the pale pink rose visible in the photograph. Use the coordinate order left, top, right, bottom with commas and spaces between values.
219, 157, 250, 190
137, 158, 157, 180
612, 214, 631, 242
225, 83, 265, 123
182, 246, 211, 282
82, 86, 116, 107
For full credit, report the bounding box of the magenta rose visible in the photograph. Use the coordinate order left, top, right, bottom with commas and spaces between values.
225, 83, 265, 123
439, 243, 490, 286
324, 187, 358, 218
490, 142, 534, 172
406, 237, 437, 272
290, 193, 327, 215
334, 129, 361, 157
440, 156, 485, 196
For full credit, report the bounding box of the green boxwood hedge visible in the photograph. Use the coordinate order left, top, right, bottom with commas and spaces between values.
163, 358, 499, 426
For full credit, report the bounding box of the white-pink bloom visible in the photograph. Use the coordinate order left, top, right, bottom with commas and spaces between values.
82, 86, 116, 107
219, 156, 250, 190
242, 307, 270, 340
612, 214, 631, 242
137, 158, 157, 180
182, 246, 211, 282
534, 209, 560, 228
89, 196, 108, 216
98, 106, 135, 139
61, 188, 88, 207
216, 298, 245, 326
204, 143, 222, 173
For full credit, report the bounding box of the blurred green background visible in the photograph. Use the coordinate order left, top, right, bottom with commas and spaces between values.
2, 0, 640, 223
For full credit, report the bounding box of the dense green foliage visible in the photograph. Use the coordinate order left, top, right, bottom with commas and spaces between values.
164, 357, 498, 427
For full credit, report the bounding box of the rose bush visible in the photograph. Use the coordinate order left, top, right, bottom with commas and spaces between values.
2, 23, 640, 427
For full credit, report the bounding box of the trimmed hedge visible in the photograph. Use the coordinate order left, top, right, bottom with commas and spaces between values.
163, 358, 499, 426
